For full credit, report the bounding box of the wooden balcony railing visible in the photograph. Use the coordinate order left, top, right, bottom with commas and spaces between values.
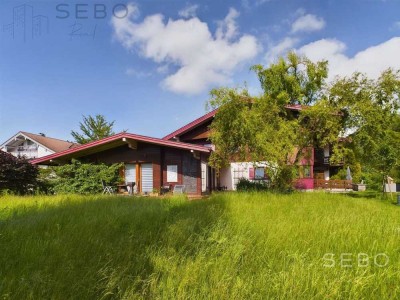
323, 156, 344, 166
314, 179, 352, 190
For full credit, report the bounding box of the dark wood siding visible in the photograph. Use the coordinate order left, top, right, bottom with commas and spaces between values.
178, 119, 213, 145
80, 142, 202, 195
182, 152, 198, 193
83, 144, 161, 164
163, 148, 183, 188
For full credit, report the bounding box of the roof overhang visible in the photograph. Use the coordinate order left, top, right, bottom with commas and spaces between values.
31, 132, 211, 165
162, 109, 218, 140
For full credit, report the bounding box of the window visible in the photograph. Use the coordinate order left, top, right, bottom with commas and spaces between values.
201, 162, 207, 192
167, 165, 178, 182
299, 165, 311, 178
233, 166, 246, 187
255, 167, 265, 179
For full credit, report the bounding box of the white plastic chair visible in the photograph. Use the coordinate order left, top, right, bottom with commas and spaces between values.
102, 180, 114, 194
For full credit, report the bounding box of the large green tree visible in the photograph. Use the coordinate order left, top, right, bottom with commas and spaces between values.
71, 114, 115, 144
328, 70, 400, 185
207, 52, 400, 190
251, 52, 328, 106
207, 52, 336, 190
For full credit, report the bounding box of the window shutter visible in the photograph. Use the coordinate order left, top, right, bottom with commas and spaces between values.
249, 167, 254, 180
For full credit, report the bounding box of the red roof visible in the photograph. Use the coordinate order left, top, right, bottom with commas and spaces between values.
30, 132, 211, 165
163, 109, 218, 140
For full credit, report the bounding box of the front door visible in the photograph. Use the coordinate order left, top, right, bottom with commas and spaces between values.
125, 164, 136, 182
140, 163, 153, 194
183, 154, 198, 194
125, 164, 136, 193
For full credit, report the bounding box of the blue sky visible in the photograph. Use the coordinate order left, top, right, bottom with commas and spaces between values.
1, 0, 400, 143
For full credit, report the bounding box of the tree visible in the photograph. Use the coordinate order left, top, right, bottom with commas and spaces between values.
209, 52, 400, 191
0, 151, 38, 194
251, 51, 328, 106
328, 69, 400, 188
207, 53, 336, 190
207, 90, 296, 191
71, 115, 115, 144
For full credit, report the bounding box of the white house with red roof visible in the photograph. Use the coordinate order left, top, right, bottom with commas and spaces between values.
0, 131, 78, 160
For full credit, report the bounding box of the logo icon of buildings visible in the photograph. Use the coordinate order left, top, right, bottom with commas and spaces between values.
3, 4, 49, 42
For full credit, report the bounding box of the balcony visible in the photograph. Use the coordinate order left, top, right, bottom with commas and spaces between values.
323, 156, 344, 166
15, 147, 38, 159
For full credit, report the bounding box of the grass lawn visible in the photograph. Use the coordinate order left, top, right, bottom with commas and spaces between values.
1, 192, 400, 299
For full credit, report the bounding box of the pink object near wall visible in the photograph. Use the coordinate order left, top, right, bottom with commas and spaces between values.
249, 167, 254, 180
295, 178, 314, 190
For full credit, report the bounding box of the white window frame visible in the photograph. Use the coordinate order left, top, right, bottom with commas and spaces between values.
167, 165, 178, 182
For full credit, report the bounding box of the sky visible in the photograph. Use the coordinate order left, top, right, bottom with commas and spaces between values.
1, 0, 400, 143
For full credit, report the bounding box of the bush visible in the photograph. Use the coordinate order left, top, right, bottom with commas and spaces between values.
269, 166, 296, 193
0, 151, 38, 194
236, 178, 269, 192
236, 166, 297, 193
36, 168, 58, 194
50, 159, 122, 194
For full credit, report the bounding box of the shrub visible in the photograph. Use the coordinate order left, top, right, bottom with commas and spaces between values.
269, 166, 296, 193
50, 159, 122, 194
37, 168, 57, 194
0, 151, 38, 194
236, 178, 269, 192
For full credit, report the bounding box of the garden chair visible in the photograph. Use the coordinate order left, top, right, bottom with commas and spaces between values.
173, 185, 186, 194
126, 182, 136, 195
102, 180, 114, 195
161, 184, 172, 195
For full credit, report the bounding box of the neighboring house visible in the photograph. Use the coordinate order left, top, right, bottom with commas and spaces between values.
0, 131, 77, 160
31, 132, 213, 196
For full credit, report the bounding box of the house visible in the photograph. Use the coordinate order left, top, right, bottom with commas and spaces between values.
31, 132, 213, 195
0, 131, 78, 160
162, 107, 327, 190
30, 106, 345, 195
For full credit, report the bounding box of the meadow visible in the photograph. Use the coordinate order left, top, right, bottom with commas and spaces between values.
1, 192, 399, 299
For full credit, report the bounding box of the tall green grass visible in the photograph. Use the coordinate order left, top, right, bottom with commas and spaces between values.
1, 192, 399, 299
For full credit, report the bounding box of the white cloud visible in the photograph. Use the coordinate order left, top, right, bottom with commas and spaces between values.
241, 0, 273, 10
297, 37, 400, 80
265, 37, 299, 62
264, 11, 325, 63
112, 4, 260, 95
178, 4, 199, 18
126, 68, 152, 78
216, 8, 240, 40
156, 64, 169, 74
291, 14, 325, 33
